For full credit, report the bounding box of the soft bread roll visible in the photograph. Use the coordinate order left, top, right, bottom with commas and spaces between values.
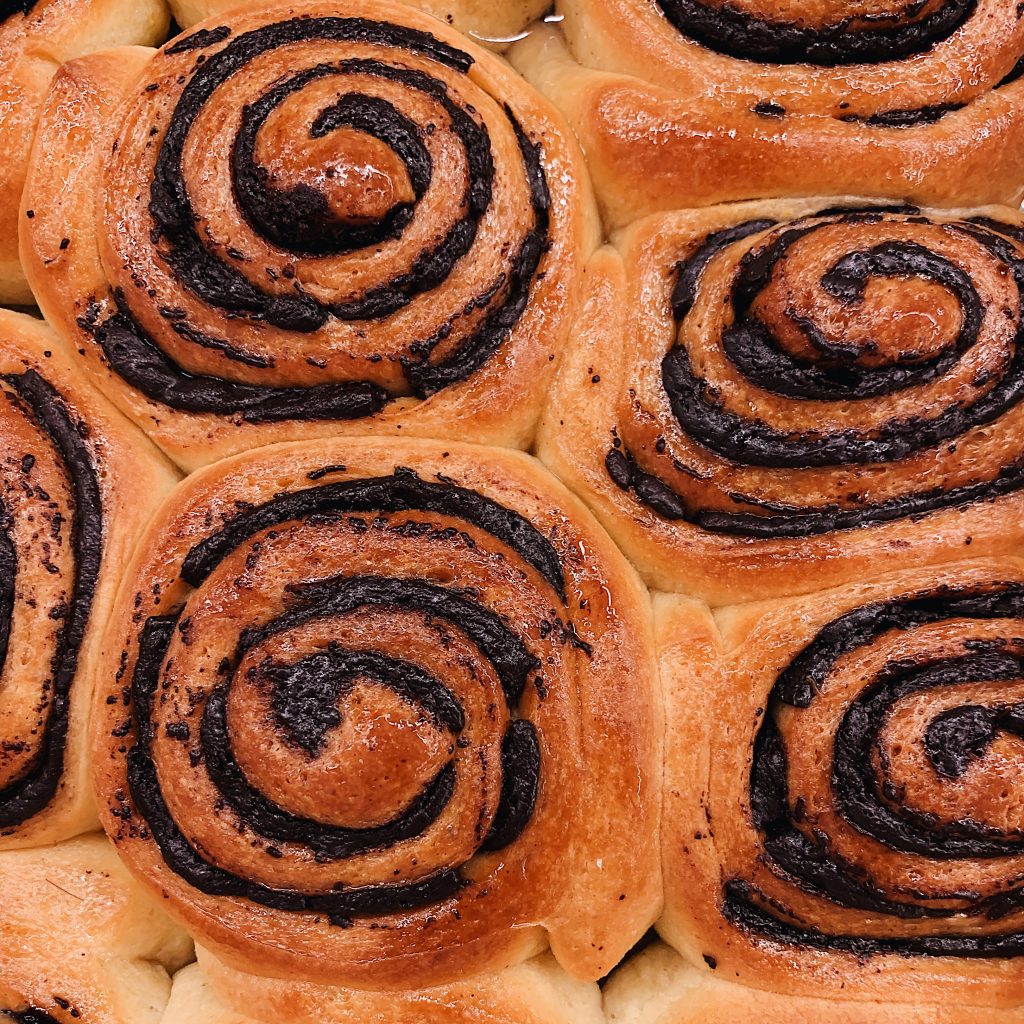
91, 438, 660, 987
0, 308, 178, 849
603, 942, 1024, 1023
21, 1, 598, 472
656, 559, 1024, 1008
0, 834, 193, 1024
538, 199, 1024, 605
510, 5, 1024, 227
160, 947, 603, 1024
0, 0, 168, 303
167, 0, 551, 48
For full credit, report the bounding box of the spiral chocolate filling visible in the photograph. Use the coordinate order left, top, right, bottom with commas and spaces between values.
654, 0, 977, 66
83, 15, 551, 418
180, 467, 566, 599
606, 210, 1024, 538
2, 1012, 62, 1024
122, 472, 569, 921
723, 880, 1024, 957
730, 583, 1024, 955
78, 297, 389, 423
0, 372, 101, 829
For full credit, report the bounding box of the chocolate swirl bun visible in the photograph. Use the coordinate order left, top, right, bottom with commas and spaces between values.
168, 0, 552, 50
539, 199, 1024, 605
0, 309, 176, 848
510, 2, 1024, 227
162, 946, 603, 1024
0, 834, 192, 1024
0, 0, 167, 303
92, 438, 658, 986
22, 1, 596, 472
658, 559, 1024, 1007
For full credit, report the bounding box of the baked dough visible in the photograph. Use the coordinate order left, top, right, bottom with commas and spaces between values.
603, 941, 1024, 1023
0, 834, 192, 1024
160, 947, 603, 1024
0, 308, 177, 849
538, 199, 1024, 604
21, 1, 598, 471
511, 3, 1024, 227
91, 437, 660, 987
657, 558, 1024, 1007
0, 0, 168, 303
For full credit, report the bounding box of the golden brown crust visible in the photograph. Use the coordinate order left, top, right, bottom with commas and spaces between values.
0, 308, 178, 849
537, 198, 1024, 605
169, 0, 551, 48
657, 558, 1024, 1007
21, 1, 599, 472
604, 942, 1024, 1023
510, 12, 1024, 228
0, 834, 193, 1024
0, 0, 168, 303
92, 437, 660, 987
161, 947, 603, 1024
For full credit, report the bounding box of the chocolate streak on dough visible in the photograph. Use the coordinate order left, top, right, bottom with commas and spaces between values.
0, 372, 102, 829
0, 1, 37, 23
181, 467, 566, 600
731, 584, 1024, 956
123, 473, 562, 918
655, 0, 977, 66
79, 295, 389, 424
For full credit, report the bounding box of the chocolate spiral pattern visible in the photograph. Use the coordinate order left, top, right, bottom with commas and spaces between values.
0, 370, 101, 839
25, 2, 590, 469
94, 441, 657, 985
726, 576, 1024, 958
2, 1013, 60, 1024
654, 0, 977, 66
607, 206, 1024, 538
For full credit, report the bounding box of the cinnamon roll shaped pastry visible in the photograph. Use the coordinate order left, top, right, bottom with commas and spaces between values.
0, 309, 177, 849
92, 438, 659, 987
510, 2, 1024, 228
657, 558, 1024, 1008
161, 947, 603, 1024
21, 1, 596, 472
539, 199, 1024, 605
0, 0, 168, 304
0, 834, 193, 1024
603, 942, 1024, 1023
168, 0, 551, 49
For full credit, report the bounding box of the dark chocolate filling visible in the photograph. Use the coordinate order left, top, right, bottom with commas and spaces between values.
724, 880, 1024, 957
0, 373, 102, 828
730, 583, 1024, 954
2, 1012, 63, 1024
85, 16, 550, 420
839, 102, 966, 127
0, 1, 37, 23
165, 25, 231, 54
926, 702, 1024, 779
180, 467, 566, 600
654, 0, 977, 66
